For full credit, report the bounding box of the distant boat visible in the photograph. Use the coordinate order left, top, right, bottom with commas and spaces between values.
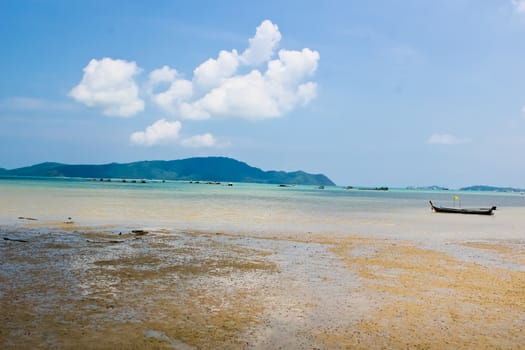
429, 201, 496, 215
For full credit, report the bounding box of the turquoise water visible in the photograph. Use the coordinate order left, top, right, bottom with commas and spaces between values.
1, 177, 524, 240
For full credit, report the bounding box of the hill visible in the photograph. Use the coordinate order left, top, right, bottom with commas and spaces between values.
460, 185, 525, 193
2, 157, 335, 186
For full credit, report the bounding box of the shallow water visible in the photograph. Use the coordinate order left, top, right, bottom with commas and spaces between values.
1, 177, 524, 349
0, 176, 524, 240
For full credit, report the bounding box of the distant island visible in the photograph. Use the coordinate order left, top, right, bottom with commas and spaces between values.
0, 157, 335, 186
459, 185, 525, 193
405, 185, 524, 193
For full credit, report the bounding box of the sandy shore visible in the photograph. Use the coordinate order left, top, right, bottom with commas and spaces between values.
1, 222, 524, 349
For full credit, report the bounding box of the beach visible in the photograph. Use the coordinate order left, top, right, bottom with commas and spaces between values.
1, 179, 524, 349
5, 1, 525, 348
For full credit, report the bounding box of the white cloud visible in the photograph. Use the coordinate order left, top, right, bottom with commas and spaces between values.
130, 119, 218, 148
240, 20, 281, 66
68, 20, 318, 151
181, 133, 216, 148
193, 50, 239, 91
512, 0, 525, 14
148, 65, 178, 87
130, 119, 181, 146
296, 82, 318, 106
178, 102, 210, 120
266, 49, 319, 86
427, 133, 470, 145
69, 57, 144, 117
150, 78, 193, 115
191, 70, 281, 119
148, 20, 319, 121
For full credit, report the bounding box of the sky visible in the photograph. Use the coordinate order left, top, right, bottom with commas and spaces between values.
1, 0, 525, 188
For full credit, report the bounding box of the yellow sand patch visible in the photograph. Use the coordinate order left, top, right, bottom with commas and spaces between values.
462, 241, 525, 265
314, 236, 525, 349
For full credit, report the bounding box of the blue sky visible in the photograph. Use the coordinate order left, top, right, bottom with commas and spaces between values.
1, 0, 525, 188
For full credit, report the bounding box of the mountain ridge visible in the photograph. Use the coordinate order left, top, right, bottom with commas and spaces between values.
459, 185, 525, 193
0, 157, 335, 186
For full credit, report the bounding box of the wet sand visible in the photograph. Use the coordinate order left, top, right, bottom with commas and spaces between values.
1, 222, 524, 349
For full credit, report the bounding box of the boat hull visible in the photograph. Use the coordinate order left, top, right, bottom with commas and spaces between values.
429, 201, 496, 215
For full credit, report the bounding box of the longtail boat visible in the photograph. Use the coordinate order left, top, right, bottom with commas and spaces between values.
429, 201, 496, 216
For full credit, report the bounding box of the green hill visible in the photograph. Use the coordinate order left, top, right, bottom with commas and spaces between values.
460, 185, 525, 193
2, 157, 335, 186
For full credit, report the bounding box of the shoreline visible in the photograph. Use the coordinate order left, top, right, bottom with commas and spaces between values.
1, 223, 524, 349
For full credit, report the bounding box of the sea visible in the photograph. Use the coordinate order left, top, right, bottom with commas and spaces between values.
2, 177, 524, 350
1, 176, 524, 242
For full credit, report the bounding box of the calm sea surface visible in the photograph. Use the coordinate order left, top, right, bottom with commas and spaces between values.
1, 177, 524, 241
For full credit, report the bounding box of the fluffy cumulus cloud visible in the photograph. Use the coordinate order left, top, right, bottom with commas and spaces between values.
69, 58, 144, 117
512, 0, 525, 14
70, 20, 318, 148
131, 119, 217, 148
147, 65, 198, 117
148, 20, 320, 120
427, 133, 470, 145
181, 133, 216, 148
193, 50, 240, 91
148, 65, 178, 87
130, 119, 181, 146
240, 20, 281, 66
